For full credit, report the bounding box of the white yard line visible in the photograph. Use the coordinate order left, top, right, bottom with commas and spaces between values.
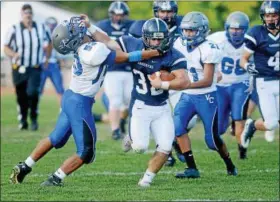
29, 168, 279, 178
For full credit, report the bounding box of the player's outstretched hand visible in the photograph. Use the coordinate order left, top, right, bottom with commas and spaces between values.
148, 72, 162, 89
80, 14, 90, 28
157, 38, 171, 56
245, 63, 259, 76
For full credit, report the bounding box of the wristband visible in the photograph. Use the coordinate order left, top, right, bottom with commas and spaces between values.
161, 81, 170, 90
128, 51, 142, 62
88, 24, 98, 35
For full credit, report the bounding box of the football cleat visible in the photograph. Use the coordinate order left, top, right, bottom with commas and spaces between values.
240, 118, 256, 148
31, 120, 38, 131
41, 174, 63, 186
172, 141, 186, 163
122, 134, 132, 152
112, 129, 121, 140
18, 121, 28, 130
10, 162, 32, 184
227, 167, 238, 176
264, 130, 275, 142
164, 155, 176, 167
175, 168, 200, 179
138, 178, 151, 188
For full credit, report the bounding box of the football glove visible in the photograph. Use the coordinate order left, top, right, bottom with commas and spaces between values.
245, 62, 259, 76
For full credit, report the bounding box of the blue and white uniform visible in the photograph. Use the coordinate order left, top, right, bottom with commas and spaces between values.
49, 42, 116, 163
173, 38, 224, 150
117, 35, 187, 154
40, 49, 65, 95
208, 31, 250, 135
96, 19, 134, 111
244, 25, 280, 130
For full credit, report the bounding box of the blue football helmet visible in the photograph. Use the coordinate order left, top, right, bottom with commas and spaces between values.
153, 0, 178, 27
52, 17, 87, 55
225, 11, 249, 47
142, 18, 171, 51
108, 1, 130, 25
260, 0, 280, 30
180, 12, 210, 47
45, 17, 58, 33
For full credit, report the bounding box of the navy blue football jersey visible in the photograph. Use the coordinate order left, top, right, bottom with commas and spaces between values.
128, 16, 183, 40
96, 19, 134, 72
245, 25, 280, 77
117, 35, 187, 105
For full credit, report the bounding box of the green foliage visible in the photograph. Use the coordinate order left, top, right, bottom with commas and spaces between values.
53, 1, 263, 30
1, 94, 279, 201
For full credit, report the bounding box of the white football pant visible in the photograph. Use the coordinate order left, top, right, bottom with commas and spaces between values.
130, 100, 174, 154
104, 71, 133, 110
256, 78, 279, 130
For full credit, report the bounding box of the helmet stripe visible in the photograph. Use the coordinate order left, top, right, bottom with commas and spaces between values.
156, 18, 160, 32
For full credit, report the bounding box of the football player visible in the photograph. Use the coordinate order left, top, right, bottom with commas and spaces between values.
117, 18, 190, 187
240, 0, 279, 149
173, 12, 237, 178
96, 1, 135, 140
40, 17, 65, 105
207, 11, 250, 159
9, 15, 162, 186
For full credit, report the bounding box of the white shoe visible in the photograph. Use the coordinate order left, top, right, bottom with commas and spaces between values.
265, 130, 275, 142
241, 118, 254, 148
122, 134, 132, 152
138, 178, 151, 188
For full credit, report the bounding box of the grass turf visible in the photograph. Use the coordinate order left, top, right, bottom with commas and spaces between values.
1, 93, 279, 201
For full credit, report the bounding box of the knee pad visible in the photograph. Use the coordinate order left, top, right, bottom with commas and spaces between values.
264, 120, 279, 131
187, 116, 197, 131
79, 147, 95, 164
156, 145, 171, 155
109, 97, 123, 110
132, 144, 147, 154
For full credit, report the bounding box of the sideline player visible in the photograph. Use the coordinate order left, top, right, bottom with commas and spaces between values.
96, 1, 134, 139
40, 17, 65, 105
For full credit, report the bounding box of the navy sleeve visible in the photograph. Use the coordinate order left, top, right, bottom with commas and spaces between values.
105, 50, 117, 67
116, 35, 138, 52
170, 50, 188, 71
244, 26, 259, 53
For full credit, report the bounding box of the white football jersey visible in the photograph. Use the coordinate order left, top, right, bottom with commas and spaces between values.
207, 31, 249, 86
69, 42, 114, 97
174, 38, 221, 94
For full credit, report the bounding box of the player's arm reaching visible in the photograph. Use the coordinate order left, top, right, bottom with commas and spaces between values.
239, 29, 259, 75
80, 14, 162, 64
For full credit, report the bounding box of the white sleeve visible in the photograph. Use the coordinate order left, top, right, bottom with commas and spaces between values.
201, 42, 222, 64
79, 42, 111, 67
4, 26, 15, 46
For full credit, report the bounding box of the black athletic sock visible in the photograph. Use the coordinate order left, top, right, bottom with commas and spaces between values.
93, 114, 102, 122
120, 118, 126, 134
183, 150, 197, 169
221, 153, 235, 170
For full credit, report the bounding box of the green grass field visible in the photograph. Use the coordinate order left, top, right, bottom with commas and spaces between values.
1, 93, 279, 201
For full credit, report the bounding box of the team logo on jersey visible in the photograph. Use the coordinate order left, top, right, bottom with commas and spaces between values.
205, 94, 214, 103
137, 62, 154, 69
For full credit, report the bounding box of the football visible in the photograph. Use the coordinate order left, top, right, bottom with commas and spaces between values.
150, 70, 175, 81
